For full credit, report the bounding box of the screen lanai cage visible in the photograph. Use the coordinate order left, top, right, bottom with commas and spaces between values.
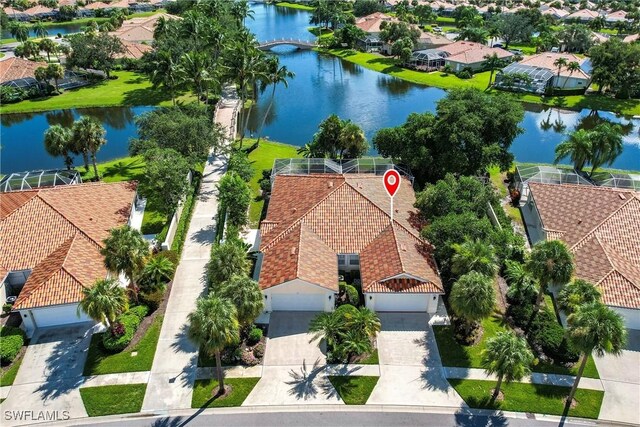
271, 158, 414, 184
0, 169, 82, 192
514, 164, 640, 201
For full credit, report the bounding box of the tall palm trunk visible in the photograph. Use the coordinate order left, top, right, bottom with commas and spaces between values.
215, 351, 225, 395
127, 272, 139, 302
64, 153, 73, 170
256, 84, 277, 145
82, 151, 90, 171
487, 69, 494, 89
491, 373, 504, 403
91, 153, 100, 181
566, 352, 589, 408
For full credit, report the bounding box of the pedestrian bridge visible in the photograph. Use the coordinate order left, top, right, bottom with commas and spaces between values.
258, 39, 317, 51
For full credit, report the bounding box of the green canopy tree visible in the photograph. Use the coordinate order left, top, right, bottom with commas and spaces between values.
481, 331, 534, 402
217, 275, 264, 328
188, 296, 240, 395
78, 278, 128, 332
10, 22, 29, 43
526, 240, 574, 313
449, 272, 496, 336
217, 172, 252, 228
43, 124, 74, 170
588, 123, 623, 176
101, 225, 149, 302
139, 148, 191, 217
33, 21, 48, 38
565, 303, 627, 408
483, 53, 506, 89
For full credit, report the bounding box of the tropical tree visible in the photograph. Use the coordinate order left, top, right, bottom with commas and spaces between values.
554, 129, 592, 171
565, 303, 627, 408
78, 278, 128, 331
138, 256, 175, 294
552, 56, 568, 92
451, 239, 499, 278
46, 63, 64, 93
588, 123, 623, 176
256, 57, 295, 145
10, 22, 29, 43
178, 51, 213, 104
34, 66, 48, 90
481, 331, 534, 403
44, 124, 74, 170
72, 116, 107, 180
308, 311, 343, 350
449, 272, 496, 336
557, 279, 601, 314
39, 38, 57, 63
562, 61, 582, 89
145, 50, 182, 105
217, 275, 264, 328
483, 53, 505, 89
33, 21, 48, 38
526, 240, 574, 313
101, 225, 149, 302
352, 307, 382, 339
188, 296, 240, 396
337, 121, 368, 159
207, 239, 251, 289
504, 260, 538, 303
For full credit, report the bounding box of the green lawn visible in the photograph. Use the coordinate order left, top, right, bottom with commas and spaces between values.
275, 2, 315, 10
328, 376, 379, 405
449, 379, 604, 419
80, 384, 146, 417
245, 139, 301, 226
0, 353, 24, 387
1, 71, 192, 115
323, 49, 640, 115
359, 349, 379, 365
433, 313, 510, 369
191, 378, 260, 408
83, 315, 162, 376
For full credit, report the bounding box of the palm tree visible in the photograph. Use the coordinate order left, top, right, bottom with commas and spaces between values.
44, 124, 74, 170
148, 50, 181, 106
101, 225, 149, 302
72, 116, 107, 180
309, 311, 342, 350
552, 57, 568, 93
178, 51, 212, 104
139, 256, 175, 294
562, 61, 582, 89
557, 279, 601, 315
217, 275, 264, 328
78, 278, 128, 331
39, 38, 57, 63
336, 329, 373, 361
481, 331, 534, 403
351, 307, 381, 340
231, 0, 254, 26
10, 22, 29, 43
33, 21, 48, 38
188, 295, 240, 396
34, 66, 49, 92
451, 239, 499, 278
588, 123, 623, 176
449, 272, 496, 336
483, 53, 505, 89
504, 260, 538, 303
554, 129, 592, 171
206, 240, 251, 289
46, 63, 64, 93
337, 121, 367, 159
565, 302, 627, 408
256, 57, 295, 145
526, 240, 574, 314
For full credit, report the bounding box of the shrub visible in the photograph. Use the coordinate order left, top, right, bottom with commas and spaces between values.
0, 326, 25, 364
156, 250, 179, 266
221, 347, 242, 365
128, 305, 150, 321
247, 327, 263, 345
227, 150, 254, 182
345, 284, 360, 306
102, 313, 142, 352
2, 303, 12, 314
140, 289, 165, 313
253, 342, 265, 358
456, 69, 472, 79
241, 350, 259, 366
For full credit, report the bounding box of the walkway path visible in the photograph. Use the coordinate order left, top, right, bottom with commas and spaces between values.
140, 89, 240, 413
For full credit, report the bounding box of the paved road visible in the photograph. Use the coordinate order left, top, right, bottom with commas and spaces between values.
64, 409, 600, 427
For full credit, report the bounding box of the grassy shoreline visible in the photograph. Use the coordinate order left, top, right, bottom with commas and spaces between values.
321, 48, 640, 116
275, 2, 315, 10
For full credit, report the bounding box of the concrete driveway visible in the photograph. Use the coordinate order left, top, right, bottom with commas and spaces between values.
263, 312, 325, 366
595, 329, 640, 425
243, 312, 341, 406
367, 313, 464, 407
2, 323, 95, 425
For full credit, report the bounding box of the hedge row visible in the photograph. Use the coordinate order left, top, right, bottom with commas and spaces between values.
0, 326, 25, 364
102, 305, 149, 353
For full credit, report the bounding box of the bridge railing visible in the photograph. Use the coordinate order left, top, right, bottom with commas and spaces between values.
258, 38, 317, 47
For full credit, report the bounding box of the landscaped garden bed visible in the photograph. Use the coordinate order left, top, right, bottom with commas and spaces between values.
80, 384, 147, 417
191, 378, 260, 408
197, 324, 267, 368
0, 326, 27, 387
328, 376, 379, 405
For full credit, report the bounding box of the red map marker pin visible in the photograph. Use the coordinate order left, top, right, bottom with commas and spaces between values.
383, 169, 400, 198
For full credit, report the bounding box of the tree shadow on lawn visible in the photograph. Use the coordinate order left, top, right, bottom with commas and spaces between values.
101, 158, 145, 181
121, 86, 175, 107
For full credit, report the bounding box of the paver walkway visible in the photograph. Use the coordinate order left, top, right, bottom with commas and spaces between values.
140, 91, 240, 413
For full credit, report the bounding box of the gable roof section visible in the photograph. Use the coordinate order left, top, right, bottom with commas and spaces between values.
0, 57, 48, 84
529, 183, 640, 309
1, 182, 136, 309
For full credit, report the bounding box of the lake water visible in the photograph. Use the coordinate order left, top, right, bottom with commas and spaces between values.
0, 4, 638, 175
1, 23, 86, 39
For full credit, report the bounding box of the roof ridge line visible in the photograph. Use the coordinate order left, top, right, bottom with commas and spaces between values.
570, 196, 636, 252
390, 224, 404, 272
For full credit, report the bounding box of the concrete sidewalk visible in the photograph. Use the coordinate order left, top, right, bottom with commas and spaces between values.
140, 94, 239, 413
443, 367, 604, 391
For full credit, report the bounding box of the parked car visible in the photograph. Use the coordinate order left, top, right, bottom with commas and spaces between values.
509, 49, 523, 55
492, 43, 504, 48
432, 26, 443, 32
551, 47, 560, 52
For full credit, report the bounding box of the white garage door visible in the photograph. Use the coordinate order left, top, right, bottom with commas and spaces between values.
271, 294, 325, 311
373, 294, 428, 312
31, 304, 91, 328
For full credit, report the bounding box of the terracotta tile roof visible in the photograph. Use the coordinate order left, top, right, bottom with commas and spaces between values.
519, 52, 590, 80
446, 46, 513, 65
439, 40, 486, 56
110, 13, 179, 42
259, 174, 441, 294
1, 182, 136, 309
0, 57, 48, 84
24, 4, 53, 15
82, 1, 111, 10
355, 12, 398, 33
418, 32, 452, 47
115, 41, 153, 59
529, 183, 640, 309
566, 9, 600, 20
623, 34, 639, 43
541, 7, 569, 18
